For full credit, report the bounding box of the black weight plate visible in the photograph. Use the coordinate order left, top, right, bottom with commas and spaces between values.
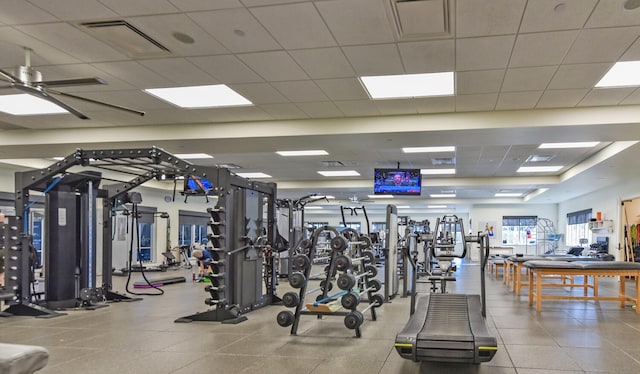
337, 273, 356, 290
289, 272, 306, 289
293, 254, 310, 270
277, 310, 295, 327
330, 236, 347, 251
319, 280, 333, 292
282, 292, 300, 308
371, 293, 384, 308
334, 254, 351, 271
344, 311, 364, 329
362, 250, 375, 264
299, 239, 311, 249
367, 279, 382, 292
365, 265, 378, 278
341, 292, 360, 310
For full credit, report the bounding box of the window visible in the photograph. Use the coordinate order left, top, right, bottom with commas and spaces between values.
307, 222, 328, 229
178, 224, 193, 246
566, 209, 592, 247
137, 222, 153, 262
339, 221, 361, 233
502, 216, 537, 245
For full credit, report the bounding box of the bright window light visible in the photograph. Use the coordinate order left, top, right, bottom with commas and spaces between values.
276, 150, 328, 156
495, 193, 523, 197
175, 153, 213, 159
317, 170, 360, 177
144, 85, 252, 108
421, 168, 456, 175
360, 72, 454, 99
304, 206, 323, 210
403, 146, 455, 153
596, 61, 640, 87
430, 194, 456, 198
236, 172, 272, 178
396, 205, 410, 209
0, 94, 67, 115
539, 142, 599, 149
427, 205, 447, 208
517, 166, 563, 173
368, 194, 394, 198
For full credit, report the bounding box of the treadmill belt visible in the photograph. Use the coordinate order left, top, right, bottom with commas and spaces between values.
419, 294, 472, 341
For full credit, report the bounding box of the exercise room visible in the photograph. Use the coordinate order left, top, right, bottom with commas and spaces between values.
3, 1, 640, 373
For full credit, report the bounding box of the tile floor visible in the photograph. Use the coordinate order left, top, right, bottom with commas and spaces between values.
2, 260, 640, 373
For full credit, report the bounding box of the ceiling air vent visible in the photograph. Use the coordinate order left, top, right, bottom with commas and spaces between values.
432, 157, 456, 165
78, 20, 171, 58
388, 0, 451, 40
322, 161, 344, 167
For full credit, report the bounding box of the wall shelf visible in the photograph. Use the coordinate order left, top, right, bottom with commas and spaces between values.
588, 220, 614, 233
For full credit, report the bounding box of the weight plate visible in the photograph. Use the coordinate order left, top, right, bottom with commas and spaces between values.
367, 279, 382, 292
362, 250, 375, 264
365, 265, 378, 278
334, 254, 352, 271
340, 292, 360, 310
319, 280, 333, 292
337, 273, 356, 290
330, 236, 347, 251
282, 292, 300, 308
371, 293, 384, 308
293, 254, 311, 270
289, 272, 306, 289
277, 310, 295, 327
360, 236, 372, 249
299, 239, 311, 250
344, 311, 364, 330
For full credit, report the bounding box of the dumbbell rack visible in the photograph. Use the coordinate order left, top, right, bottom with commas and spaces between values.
276, 226, 382, 338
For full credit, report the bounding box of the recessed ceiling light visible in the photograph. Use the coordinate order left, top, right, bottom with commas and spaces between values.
526, 155, 554, 163
236, 172, 272, 178
539, 142, 599, 149
430, 194, 456, 198
420, 168, 456, 175
517, 166, 563, 173
0, 94, 67, 115
317, 170, 360, 177
495, 193, 523, 197
175, 153, 213, 159
144, 84, 252, 108
360, 72, 454, 99
368, 194, 394, 198
276, 150, 328, 156
402, 146, 456, 153
427, 205, 447, 208
596, 61, 640, 87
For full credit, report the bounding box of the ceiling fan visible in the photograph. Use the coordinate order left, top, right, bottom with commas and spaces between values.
0, 47, 145, 120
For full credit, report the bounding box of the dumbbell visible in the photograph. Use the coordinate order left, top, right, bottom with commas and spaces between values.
292, 254, 311, 270
330, 235, 348, 251
336, 265, 378, 290
334, 251, 375, 271
277, 310, 295, 327
340, 283, 382, 310
343, 293, 384, 330
281, 281, 333, 308
289, 272, 306, 288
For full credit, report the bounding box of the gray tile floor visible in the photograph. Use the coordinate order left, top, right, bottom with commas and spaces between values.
2, 260, 640, 373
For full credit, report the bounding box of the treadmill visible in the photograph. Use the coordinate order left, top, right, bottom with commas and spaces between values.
395, 216, 498, 364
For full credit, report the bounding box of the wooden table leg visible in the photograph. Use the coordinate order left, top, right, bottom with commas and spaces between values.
528, 269, 534, 306
593, 276, 598, 297
619, 275, 626, 309
536, 270, 543, 312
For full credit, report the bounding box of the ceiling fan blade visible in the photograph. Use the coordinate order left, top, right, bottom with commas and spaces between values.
39, 77, 107, 87
46, 88, 146, 117
13, 84, 89, 119
0, 68, 18, 83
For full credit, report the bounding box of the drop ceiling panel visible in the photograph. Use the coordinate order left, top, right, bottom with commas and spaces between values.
315, 0, 396, 45
334, 100, 380, 117
0, 32, 78, 67
455, 93, 497, 112
230, 82, 289, 104
520, 0, 597, 33
240, 0, 307, 6
586, 0, 640, 28
139, 58, 216, 85
416, 96, 456, 114
496, 91, 543, 110
16, 23, 127, 62
127, 14, 230, 56
621, 88, 640, 105
0, 1, 58, 24
342, 44, 404, 76
239, 51, 309, 81
563, 27, 640, 64
188, 55, 263, 84
259, 103, 307, 119
289, 48, 355, 79
296, 101, 343, 118
621, 37, 640, 60
536, 89, 588, 108
455, 0, 525, 37
509, 31, 578, 67
92, 61, 175, 88
249, 3, 336, 49
79, 89, 176, 110
315, 78, 368, 101
456, 35, 515, 71
502, 66, 557, 92
398, 40, 455, 74
456, 70, 504, 95
374, 99, 417, 115
169, 0, 243, 11
547, 63, 611, 90
271, 80, 328, 102
578, 87, 636, 107
98, 0, 180, 15
188, 8, 281, 53
28, 0, 118, 20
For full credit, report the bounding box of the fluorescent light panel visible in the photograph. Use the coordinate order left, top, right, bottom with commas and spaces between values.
430, 194, 456, 198
368, 194, 394, 198
396, 205, 410, 209
403, 146, 455, 153
304, 206, 323, 210
517, 166, 563, 172
596, 61, 640, 87
421, 168, 456, 175
276, 150, 328, 156
539, 142, 599, 149
236, 172, 272, 178
144, 84, 252, 108
360, 72, 454, 99
427, 205, 447, 208
0, 94, 67, 115
495, 193, 522, 197
317, 170, 360, 177
175, 153, 213, 159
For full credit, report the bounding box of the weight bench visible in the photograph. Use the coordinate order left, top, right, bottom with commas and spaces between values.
506, 255, 599, 295
0, 343, 49, 374
524, 260, 640, 313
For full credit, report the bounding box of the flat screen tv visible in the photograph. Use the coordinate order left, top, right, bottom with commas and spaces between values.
184, 175, 214, 195
373, 168, 422, 195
